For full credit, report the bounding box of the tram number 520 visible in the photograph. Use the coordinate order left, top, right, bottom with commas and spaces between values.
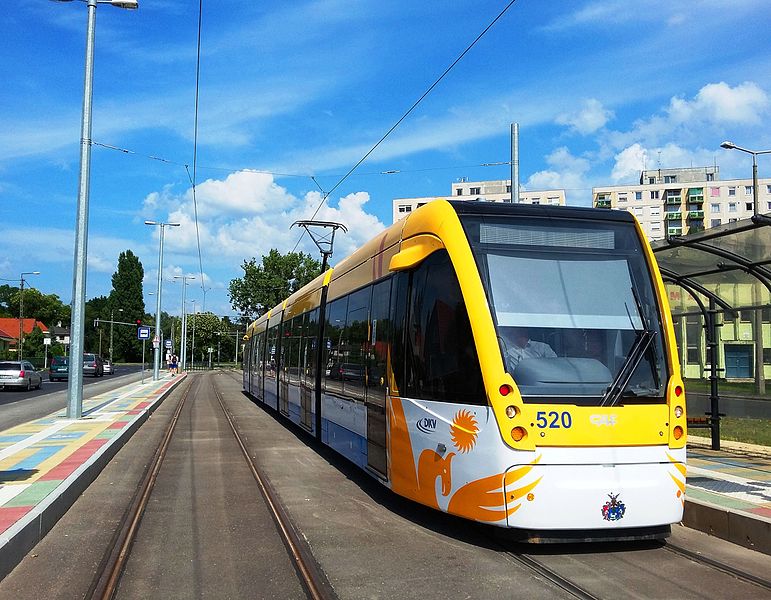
535, 411, 572, 429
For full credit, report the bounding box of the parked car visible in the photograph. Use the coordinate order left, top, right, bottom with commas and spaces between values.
103, 359, 115, 375
0, 360, 43, 391
49, 355, 69, 381
325, 362, 366, 382
83, 353, 104, 377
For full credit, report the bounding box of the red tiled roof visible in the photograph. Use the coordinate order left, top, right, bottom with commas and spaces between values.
0, 318, 49, 341
0, 326, 15, 341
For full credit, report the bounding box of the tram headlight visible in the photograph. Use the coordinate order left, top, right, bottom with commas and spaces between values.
505, 405, 519, 418
673, 425, 684, 440
674, 406, 683, 418
499, 384, 513, 396
511, 426, 527, 442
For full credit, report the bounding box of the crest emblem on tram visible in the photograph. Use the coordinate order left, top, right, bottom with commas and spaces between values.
601, 493, 626, 521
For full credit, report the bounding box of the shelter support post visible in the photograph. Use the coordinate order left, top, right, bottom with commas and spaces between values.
706, 299, 721, 450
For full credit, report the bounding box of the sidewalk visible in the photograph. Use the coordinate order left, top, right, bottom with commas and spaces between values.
684, 437, 771, 554
0, 373, 185, 579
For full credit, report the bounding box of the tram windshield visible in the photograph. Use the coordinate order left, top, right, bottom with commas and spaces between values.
461, 214, 668, 406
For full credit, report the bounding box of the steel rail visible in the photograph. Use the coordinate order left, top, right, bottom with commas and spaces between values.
664, 542, 771, 591
212, 375, 336, 600
87, 376, 195, 600
503, 552, 602, 600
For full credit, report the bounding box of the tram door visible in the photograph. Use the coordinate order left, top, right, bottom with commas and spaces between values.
300, 309, 319, 431
366, 278, 391, 477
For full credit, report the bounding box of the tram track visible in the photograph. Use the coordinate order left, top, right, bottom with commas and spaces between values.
663, 541, 771, 592
503, 551, 601, 600
84, 372, 335, 600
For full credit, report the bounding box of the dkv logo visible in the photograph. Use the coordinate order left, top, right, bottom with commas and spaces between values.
416, 417, 437, 434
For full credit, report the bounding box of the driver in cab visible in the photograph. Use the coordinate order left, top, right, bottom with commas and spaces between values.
503, 327, 556, 372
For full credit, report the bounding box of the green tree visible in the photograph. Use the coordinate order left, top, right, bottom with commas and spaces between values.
109, 250, 145, 361
186, 312, 223, 365
85, 295, 110, 356
22, 325, 45, 359
6, 287, 70, 329
228, 249, 321, 320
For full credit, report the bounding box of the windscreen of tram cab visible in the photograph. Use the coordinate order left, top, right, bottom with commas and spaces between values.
461, 215, 668, 406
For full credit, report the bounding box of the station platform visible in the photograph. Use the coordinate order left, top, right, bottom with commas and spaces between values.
0, 374, 769, 580
0, 373, 186, 580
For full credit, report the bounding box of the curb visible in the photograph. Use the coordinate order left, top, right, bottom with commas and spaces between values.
683, 497, 771, 556
688, 435, 771, 459
0, 376, 186, 581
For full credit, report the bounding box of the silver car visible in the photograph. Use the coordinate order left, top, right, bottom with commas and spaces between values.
103, 359, 115, 375
0, 360, 43, 391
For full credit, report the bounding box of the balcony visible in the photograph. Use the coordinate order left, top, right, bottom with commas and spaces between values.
668, 227, 683, 236
595, 199, 612, 208
665, 212, 682, 220
665, 196, 682, 205
687, 210, 704, 219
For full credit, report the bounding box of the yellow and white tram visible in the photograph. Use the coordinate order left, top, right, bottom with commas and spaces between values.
242, 200, 687, 540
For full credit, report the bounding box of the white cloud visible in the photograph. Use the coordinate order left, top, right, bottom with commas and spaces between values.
146, 172, 387, 269
526, 147, 591, 192
667, 81, 768, 125
556, 99, 614, 135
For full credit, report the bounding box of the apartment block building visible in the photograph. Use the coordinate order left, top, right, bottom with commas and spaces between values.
592, 166, 771, 241
392, 179, 566, 223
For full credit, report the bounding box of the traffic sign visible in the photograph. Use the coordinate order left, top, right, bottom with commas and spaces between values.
137, 326, 151, 340
165, 339, 172, 349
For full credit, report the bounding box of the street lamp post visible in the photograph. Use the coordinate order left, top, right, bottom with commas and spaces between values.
173, 275, 195, 371
109, 307, 123, 361
189, 299, 197, 370
720, 141, 771, 217
56, 0, 138, 420
145, 221, 180, 380
18, 271, 40, 361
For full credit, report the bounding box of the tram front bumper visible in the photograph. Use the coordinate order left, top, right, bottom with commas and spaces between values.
505, 461, 685, 530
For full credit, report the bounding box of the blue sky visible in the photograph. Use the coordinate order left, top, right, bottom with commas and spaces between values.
2, 0, 770, 320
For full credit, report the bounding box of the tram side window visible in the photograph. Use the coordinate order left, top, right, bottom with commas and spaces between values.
303, 308, 320, 385
266, 324, 280, 378
405, 250, 485, 404
289, 314, 304, 385
342, 286, 371, 400
369, 278, 392, 392
323, 297, 348, 394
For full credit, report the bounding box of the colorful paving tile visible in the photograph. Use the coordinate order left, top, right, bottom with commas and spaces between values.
0, 374, 184, 534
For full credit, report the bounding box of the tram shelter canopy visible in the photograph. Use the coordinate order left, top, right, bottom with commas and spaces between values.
650, 213, 770, 449
651, 214, 771, 313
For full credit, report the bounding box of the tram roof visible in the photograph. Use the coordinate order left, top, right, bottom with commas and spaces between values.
651, 214, 771, 313
449, 200, 635, 222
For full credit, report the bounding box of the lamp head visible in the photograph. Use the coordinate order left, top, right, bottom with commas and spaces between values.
720, 140, 736, 150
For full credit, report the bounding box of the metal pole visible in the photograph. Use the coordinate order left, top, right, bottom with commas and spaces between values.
141, 339, 145, 384
752, 153, 758, 217
191, 304, 196, 370
67, 0, 97, 420
152, 226, 165, 380
109, 308, 114, 360
510, 123, 520, 203
753, 286, 766, 395
18, 275, 24, 362
181, 282, 187, 370
235, 329, 239, 364
707, 299, 721, 450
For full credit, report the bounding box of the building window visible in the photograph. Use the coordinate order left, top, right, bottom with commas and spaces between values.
745, 186, 753, 195
650, 190, 659, 200
417, 203, 426, 208
764, 348, 771, 365
664, 175, 677, 183
470, 187, 481, 195
728, 187, 736, 196
650, 207, 661, 216
648, 177, 656, 184
746, 202, 753, 211
635, 191, 642, 200
706, 173, 715, 181
651, 222, 661, 231
711, 219, 721, 227
456, 188, 463, 196
710, 203, 720, 212
767, 184, 771, 194
729, 218, 738, 223
506, 185, 511, 193
398, 205, 412, 213
531, 198, 540, 204
547, 196, 559, 204
729, 202, 737, 212
710, 187, 720, 197
618, 194, 627, 203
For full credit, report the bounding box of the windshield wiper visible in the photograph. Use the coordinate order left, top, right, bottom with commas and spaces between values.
601, 329, 657, 407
